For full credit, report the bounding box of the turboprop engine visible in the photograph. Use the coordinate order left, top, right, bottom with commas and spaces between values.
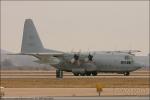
70, 53, 80, 64
71, 52, 94, 63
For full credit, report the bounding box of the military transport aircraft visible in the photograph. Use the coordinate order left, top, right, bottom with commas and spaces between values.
10, 19, 143, 78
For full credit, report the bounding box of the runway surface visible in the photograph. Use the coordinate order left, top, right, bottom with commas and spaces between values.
1, 70, 149, 88
1, 70, 149, 97
1, 70, 149, 78
1, 96, 149, 100
2, 88, 149, 96
53, 96, 149, 100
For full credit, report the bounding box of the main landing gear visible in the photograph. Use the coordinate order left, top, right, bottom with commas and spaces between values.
73, 73, 80, 76
56, 69, 63, 78
73, 71, 97, 76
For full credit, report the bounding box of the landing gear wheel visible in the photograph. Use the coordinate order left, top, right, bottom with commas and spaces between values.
86, 72, 91, 76
74, 73, 79, 76
124, 72, 130, 76
92, 72, 97, 76
56, 69, 63, 78
80, 73, 85, 76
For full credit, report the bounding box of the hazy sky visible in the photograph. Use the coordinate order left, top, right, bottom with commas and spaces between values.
1, 1, 149, 55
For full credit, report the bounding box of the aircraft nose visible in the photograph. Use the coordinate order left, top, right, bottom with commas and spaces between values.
134, 63, 144, 69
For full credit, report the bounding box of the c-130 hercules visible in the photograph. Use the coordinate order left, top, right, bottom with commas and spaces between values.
13, 19, 143, 78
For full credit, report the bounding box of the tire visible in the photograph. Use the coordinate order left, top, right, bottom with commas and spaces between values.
92, 72, 97, 76
74, 73, 79, 76
86, 72, 91, 76
80, 73, 85, 76
124, 72, 130, 76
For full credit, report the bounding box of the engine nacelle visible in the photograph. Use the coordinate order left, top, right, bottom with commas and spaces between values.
72, 68, 85, 74
70, 58, 75, 63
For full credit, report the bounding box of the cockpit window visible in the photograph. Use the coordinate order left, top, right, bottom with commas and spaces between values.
127, 61, 131, 64
121, 61, 132, 64
121, 55, 133, 64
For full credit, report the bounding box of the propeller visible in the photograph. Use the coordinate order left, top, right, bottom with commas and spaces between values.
74, 53, 79, 61
88, 52, 93, 61
70, 49, 81, 64
87, 49, 95, 61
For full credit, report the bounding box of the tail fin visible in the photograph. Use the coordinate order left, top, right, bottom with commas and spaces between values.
21, 19, 63, 54
21, 19, 45, 53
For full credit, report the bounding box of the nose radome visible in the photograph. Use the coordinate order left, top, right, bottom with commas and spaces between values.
135, 63, 144, 69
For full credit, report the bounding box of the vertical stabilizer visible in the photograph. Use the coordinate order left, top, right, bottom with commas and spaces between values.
21, 19, 44, 53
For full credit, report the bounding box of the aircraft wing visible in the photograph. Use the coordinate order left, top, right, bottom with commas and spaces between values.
7, 53, 64, 65
8, 52, 64, 56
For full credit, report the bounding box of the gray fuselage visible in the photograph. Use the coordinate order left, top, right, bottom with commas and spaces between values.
54, 52, 142, 74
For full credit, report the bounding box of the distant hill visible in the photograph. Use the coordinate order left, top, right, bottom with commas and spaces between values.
0, 49, 51, 70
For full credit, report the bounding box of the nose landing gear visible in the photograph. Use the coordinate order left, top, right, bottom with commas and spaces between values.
91, 71, 98, 76
124, 72, 130, 76
73, 73, 79, 76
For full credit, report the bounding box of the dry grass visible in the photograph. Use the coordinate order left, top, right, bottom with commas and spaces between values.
1, 78, 149, 88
